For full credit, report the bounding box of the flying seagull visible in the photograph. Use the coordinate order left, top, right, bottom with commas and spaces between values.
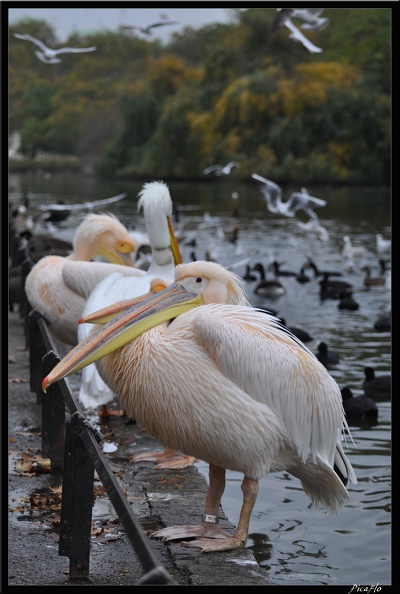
119, 21, 179, 36
274, 8, 329, 32
252, 174, 327, 218
203, 161, 241, 176
272, 11, 323, 54
14, 33, 96, 63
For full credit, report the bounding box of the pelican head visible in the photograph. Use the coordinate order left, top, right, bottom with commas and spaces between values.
42, 261, 249, 391
74, 213, 137, 265
137, 181, 182, 267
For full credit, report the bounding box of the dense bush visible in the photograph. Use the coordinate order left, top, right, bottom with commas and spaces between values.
9, 8, 391, 184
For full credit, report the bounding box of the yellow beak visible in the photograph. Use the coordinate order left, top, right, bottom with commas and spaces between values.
97, 241, 137, 267
167, 215, 183, 265
42, 282, 203, 392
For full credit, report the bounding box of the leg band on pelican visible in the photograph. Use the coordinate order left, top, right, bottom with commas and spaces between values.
201, 514, 219, 524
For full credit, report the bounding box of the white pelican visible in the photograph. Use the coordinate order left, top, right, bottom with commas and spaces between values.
25, 213, 145, 345
77, 181, 184, 426
203, 162, 240, 176
14, 33, 96, 63
43, 260, 357, 553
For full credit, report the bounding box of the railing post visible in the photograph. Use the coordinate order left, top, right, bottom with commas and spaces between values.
29, 309, 49, 403
41, 351, 66, 473
59, 412, 95, 581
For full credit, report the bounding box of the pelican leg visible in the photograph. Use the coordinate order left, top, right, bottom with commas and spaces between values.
98, 404, 125, 418
183, 475, 259, 552
150, 464, 232, 544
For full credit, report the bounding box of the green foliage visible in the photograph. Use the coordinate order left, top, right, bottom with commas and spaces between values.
9, 8, 391, 184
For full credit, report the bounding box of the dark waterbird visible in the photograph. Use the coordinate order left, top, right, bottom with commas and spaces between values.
362, 367, 391, 400
341, 387, 378, 424
337, 290, 359, 311
315, 342, 339, 368
373, 313, 391, 332
278, 318, 313, 343
252, 263, 286, 297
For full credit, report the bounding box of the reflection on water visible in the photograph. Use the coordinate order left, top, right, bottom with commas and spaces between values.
9, 172, 391, 585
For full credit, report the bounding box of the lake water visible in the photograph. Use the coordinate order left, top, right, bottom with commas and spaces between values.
9, 171, 391, 586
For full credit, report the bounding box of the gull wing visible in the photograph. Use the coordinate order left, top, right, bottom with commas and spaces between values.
203, 165, 223, 175
65, 193, 128, 211
14, 33, 48, 52
54, 46, 97, 55
284, 18, 323, 53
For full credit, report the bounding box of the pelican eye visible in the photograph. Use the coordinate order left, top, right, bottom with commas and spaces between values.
117, 241, 134, 253
195, 277, 203, 284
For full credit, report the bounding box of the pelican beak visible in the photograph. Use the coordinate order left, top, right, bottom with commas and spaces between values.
167, 216, 182, 265
42, 282, 203, 392
97, 240, 137, 267
115, 249, 136, 266
78, 281, 169, 325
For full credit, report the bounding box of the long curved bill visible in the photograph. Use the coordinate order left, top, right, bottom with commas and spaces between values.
42, 283, 203, 392
78, 283, 168, 325
167, 215, 182, 265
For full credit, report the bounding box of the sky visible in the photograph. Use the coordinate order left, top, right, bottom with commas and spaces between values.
8, 6, 242, 43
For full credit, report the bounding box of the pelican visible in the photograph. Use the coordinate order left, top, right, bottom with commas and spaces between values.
77, 182, 184, 426
203, 162, 240, 176
77, 182, 195, 468
14, 33, 96, 63
252, 174, 326, 218
25, 213, 145, 345
42, 260, 357, 553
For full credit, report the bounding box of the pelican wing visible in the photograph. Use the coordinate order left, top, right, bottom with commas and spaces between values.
62, 262, 145, 300
187, 304, 344, 464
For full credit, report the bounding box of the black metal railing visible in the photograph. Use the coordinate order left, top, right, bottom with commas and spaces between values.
9, 218, 175, 585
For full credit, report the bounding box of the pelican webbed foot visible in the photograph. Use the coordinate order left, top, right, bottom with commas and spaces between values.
151, 522, 232, 543
130, 448, 196, 469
